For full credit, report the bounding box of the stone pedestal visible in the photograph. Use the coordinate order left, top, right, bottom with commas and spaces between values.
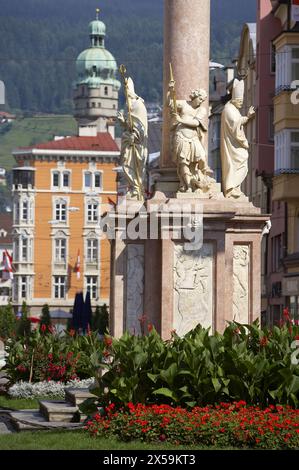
109, 196, 269, 339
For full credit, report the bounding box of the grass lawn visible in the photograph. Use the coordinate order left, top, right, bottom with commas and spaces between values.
0, 395, 61, 410
0, 430, 239, 450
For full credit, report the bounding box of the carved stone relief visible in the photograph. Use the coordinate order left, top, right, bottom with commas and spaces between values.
126, 244, 144, 335
173, 243, 214, 336
233, 245, 250, 323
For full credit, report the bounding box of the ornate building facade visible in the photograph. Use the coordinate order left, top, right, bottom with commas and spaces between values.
11, 13, 120, 314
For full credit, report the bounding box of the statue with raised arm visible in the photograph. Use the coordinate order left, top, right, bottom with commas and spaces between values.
167, 72, 214, 194
220, 78, 255, 199
118, 65, 148, 201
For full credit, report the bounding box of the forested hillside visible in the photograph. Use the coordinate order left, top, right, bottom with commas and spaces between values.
0, 0, 256, 113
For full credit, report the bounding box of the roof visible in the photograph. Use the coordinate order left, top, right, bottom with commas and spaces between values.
0, 213, 12, 245
16, 132, 119, 153
0, 111, 16, 119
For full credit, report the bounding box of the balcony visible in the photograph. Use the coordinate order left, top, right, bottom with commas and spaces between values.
273, 173, 299, 201
274, 91, 299, 133
12, 167, 35, 191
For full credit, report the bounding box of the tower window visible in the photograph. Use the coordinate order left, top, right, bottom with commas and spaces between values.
104, 86, 108, 96
92, 102, 96, 108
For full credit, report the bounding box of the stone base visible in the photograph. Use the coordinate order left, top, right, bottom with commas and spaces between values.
109, 196, 269, 339
176, 182, 223, 199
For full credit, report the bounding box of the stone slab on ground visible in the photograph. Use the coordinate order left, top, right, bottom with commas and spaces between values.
0, 420, 12, 434
39, 400, 85, 423
9, 410, 83, 432
65, 388, 95, 406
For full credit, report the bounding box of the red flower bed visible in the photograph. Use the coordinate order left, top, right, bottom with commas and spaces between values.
85, 402, 299, 449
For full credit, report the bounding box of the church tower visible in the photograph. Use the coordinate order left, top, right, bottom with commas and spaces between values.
73, 10, 120, 138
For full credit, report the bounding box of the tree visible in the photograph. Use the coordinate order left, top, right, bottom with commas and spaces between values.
40, 304, 51, 327
92, 304, 109, 335
17, 301, 31, 338
0, 303, 17, 341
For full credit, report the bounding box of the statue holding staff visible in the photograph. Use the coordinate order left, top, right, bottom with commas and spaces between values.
167, 64, 214, 193
220, 78, 255, 199
118, 65, 148, 201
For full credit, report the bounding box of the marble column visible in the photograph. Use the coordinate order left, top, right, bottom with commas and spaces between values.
161, 0, 211, 169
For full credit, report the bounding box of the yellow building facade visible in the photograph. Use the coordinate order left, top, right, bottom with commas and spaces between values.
12, 134, 119, 314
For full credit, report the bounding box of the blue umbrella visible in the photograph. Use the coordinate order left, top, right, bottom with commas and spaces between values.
72, 292, 85, 331
82, 290, 92, 333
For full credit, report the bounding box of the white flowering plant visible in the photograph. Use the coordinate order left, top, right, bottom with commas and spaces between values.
8, 378, 95, 400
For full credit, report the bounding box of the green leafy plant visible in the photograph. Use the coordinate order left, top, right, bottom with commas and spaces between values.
80, 320, 299, 416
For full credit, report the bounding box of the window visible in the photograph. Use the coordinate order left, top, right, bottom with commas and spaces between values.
52, 171, 70, 189
86, 276, 98, 299
55, 202, 67, 222
53, 172, 60, 188
14, 238, 19, 262
84, 171, 102, 191
21, 238, 28, 262
63, 172, 70, 188
94, 172, 102, 189
54, 276, 66, 299
55, 238, 67, 262
292, 48, 299, 82
21, 201, 28, 222
87, 202, 98, 223
87, 239, 98, 262
21, 276, 27, 299
15, 202, 20, 224
104, 86, 108, 96
85, 172, 92, 189
271, 235, 283, 272
291, 131, 299, 170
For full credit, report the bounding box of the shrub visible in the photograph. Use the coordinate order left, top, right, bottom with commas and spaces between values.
84, 402, 299, 449
81, 320, 299, 412
16, 301, 31, 338
8, 378, 94, 399
92, 305, 109, 335
0, 304, 17, 341
40, 304, 52, 329
4, 328, 104, 384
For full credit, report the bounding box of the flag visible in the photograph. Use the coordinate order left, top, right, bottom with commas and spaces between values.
75, 249, 80, 280
3, 250, 13, 280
